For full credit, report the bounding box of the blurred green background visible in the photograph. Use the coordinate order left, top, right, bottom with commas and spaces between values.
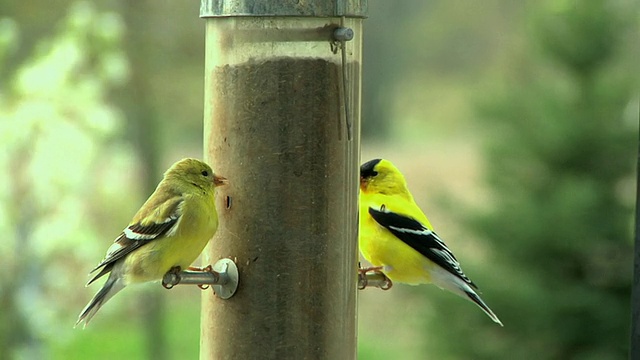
1, 0, 638, 359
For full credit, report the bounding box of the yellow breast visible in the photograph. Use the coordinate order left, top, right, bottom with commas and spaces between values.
359, 193, 435, 285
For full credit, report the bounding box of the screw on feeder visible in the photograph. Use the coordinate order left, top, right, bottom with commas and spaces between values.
162, 258, 239, 299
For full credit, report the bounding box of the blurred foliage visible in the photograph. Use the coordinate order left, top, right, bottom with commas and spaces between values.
50, 293, 201, 360
0, 2, 136, 358
0, 1, 208, 359
422, 0, 638, 359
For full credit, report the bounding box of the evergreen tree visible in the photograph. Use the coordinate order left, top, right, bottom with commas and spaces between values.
425, 1, 637, 359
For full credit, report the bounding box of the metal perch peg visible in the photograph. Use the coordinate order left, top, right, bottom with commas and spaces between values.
333, 27, 354, 42
162, 258, 239, 299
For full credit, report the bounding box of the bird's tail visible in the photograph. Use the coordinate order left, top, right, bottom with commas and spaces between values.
462, 288, 503, 326
75, 269, 126, 328
431, 267, 503, 326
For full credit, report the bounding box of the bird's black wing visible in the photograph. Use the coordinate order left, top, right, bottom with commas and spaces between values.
86, 196, 183, 285
368, 206, 477, 289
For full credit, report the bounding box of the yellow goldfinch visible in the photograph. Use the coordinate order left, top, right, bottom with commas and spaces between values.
359, 158, 502, 326
76, 158, 227, 328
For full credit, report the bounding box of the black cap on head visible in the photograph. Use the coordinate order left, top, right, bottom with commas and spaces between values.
360, 158, 382, 179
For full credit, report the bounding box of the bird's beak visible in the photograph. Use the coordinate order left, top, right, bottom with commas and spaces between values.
359, 176, 366, 191
213, 175, 228, 187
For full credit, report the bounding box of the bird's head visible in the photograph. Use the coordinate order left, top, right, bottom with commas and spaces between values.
360, 158, 409, 196
166, 158, 227, 190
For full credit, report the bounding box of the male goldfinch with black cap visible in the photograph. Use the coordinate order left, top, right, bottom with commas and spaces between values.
359, 158, 502, 326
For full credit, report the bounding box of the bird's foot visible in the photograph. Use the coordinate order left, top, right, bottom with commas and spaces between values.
187, 265, 213, 272
358, 266, 393, 290
378, 274, 393, 290
188, 265, 214, 290
162, 266, 182, 289
357, 271, 367, 290
359, 266, 383, 273
358, 266, 381, 289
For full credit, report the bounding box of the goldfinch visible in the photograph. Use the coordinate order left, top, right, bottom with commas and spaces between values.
359, 158, 502, 326
76, 158, 227, 327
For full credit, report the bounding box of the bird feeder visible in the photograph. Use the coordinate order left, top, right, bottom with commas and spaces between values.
200, 0, 366, 358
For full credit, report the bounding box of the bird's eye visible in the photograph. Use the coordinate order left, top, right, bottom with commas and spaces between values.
201, 170, 209, 177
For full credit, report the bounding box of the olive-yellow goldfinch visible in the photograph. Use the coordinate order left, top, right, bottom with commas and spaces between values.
359, 158, 502, 326
76, 158, 227, 327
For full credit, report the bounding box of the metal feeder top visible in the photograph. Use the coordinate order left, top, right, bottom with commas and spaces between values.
201, 0, 368, 18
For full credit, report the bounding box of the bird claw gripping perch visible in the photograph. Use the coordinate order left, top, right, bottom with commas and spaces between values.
187, 265, 214, 289
162, 266, 183, 289
358, 266, 393, 290
161, 259, 239, 299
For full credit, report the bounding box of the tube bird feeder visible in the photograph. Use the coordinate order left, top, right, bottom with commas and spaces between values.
200, 0, 366, 358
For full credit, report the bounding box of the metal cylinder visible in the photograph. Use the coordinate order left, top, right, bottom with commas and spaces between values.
200, 0, 365, 359
200, 0, 367, 17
